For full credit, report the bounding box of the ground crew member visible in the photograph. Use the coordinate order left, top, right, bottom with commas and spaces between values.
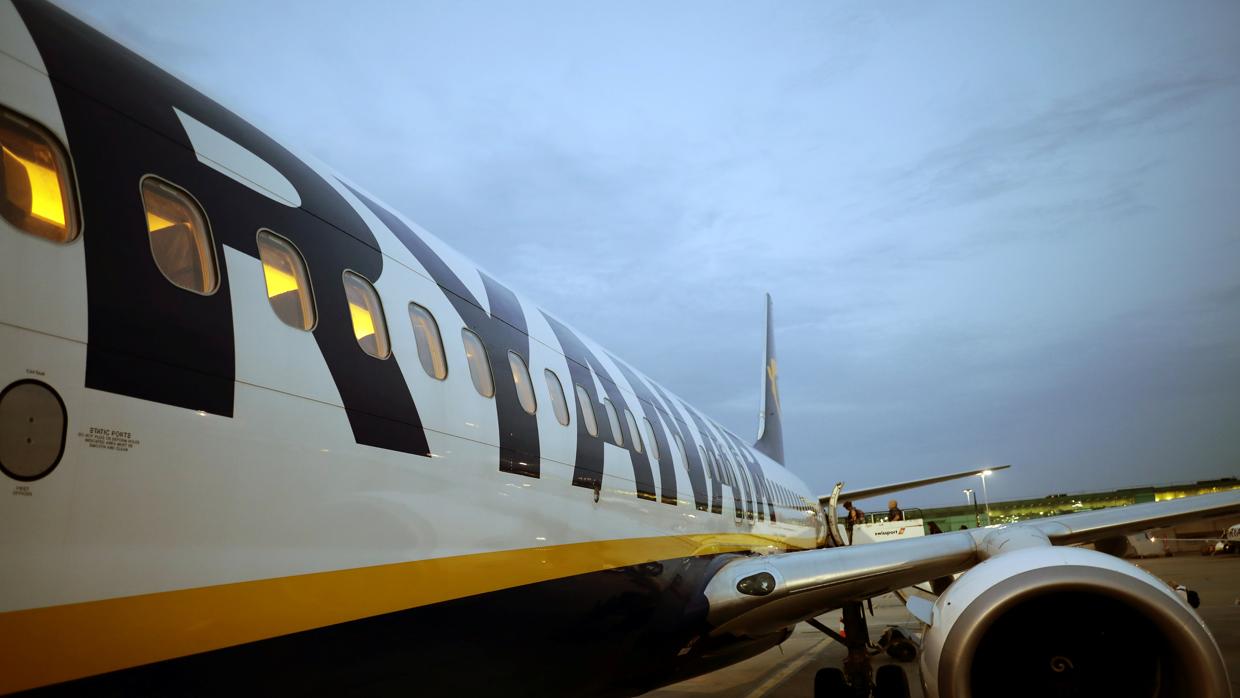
888, 499, 904, 521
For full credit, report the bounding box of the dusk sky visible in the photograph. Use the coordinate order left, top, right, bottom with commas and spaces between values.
60, 1, 1240, 507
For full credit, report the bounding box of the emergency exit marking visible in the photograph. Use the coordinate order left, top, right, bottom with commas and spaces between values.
79, 427, 140, 452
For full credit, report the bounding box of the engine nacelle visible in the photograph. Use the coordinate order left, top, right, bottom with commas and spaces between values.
919, 546, 1229, 697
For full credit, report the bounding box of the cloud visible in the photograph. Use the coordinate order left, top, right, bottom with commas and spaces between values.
883, 71, 1234, 216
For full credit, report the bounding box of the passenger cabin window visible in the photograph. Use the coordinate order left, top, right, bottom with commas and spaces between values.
624, 408, 643, 454
407, 303, 447, 379
142, 177, 217, 294
643, 417, 659, 461
256, 230, 315, 330
575, 384, 598, 437
342, 271, 390, 359
0, 107, 79, 243
544, 369, 570, 426
508, 351, 537, 414
461, 329, 494, 397
674, 432, 688, 467
602, 398, 623, 446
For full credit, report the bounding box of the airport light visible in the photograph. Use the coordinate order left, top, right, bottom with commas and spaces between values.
963, 488, 980, 528
979, 470, 993, 526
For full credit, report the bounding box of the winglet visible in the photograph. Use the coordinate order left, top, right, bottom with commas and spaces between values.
754, 294, 784, 464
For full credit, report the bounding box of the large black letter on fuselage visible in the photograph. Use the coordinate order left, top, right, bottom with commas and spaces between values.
542, 315, 656, 500
608, 359, 681, 506
18, 1, 430, 455
646, 382, 711, 512
347, 190, 540, 478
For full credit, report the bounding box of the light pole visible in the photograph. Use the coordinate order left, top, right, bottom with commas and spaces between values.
963, 488, 979, 528
979, 469, 993, 526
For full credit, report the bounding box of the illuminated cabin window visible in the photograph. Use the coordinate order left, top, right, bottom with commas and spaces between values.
0, 108, 78, 243
544, 369, 570, 426
342, 271, 390, 359
461, 328, 493, 397
508, 351, 536, 414
575, 384, 598, 437
256, 230, 314, 330
624, 408, 643, 454
643, 417, 660, 461
142, 177, 216, 294
674, 432, 688, 467
407, 303, 447, 380
602, 398, 623, 447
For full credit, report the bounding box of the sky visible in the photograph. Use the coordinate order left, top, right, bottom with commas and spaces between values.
58, 0, 1240, 507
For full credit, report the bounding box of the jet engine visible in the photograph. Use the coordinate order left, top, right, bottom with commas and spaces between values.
918, 545, 1229, 698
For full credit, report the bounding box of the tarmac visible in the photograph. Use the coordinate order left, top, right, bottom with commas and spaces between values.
646, 554, 1240, 698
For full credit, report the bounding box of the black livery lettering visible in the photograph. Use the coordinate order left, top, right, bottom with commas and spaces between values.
479, 274, 539, 477
722, 442, 749, 520
677, 399, 729, 516
608, 359, 679, 506
715, 432, 752, 521
347, 188, 540, 477
542, 314, 656, 500
722, 429, 776, 522
16, 1, 431, 456
646, 382, 711, 512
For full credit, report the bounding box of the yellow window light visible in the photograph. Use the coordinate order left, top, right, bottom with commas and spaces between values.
141, 177, 217, 294
256, 230, 315, 331
349, 301, 377, 341
145, 211, 177, 232
262, 263, 301, 298
3, 146, 64, 225
0, 108, 78, 243
342, 271, 389, 359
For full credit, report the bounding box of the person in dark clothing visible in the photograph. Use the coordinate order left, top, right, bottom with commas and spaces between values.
843, 500, 865, 544
887, 499, 904, 522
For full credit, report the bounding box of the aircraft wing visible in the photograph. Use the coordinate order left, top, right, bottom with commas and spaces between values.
703, 489, 1240, 638
822, 464, 1011, 504
1026, 491, 1240, 545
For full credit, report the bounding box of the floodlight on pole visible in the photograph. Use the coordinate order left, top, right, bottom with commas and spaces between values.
963, 488, 979, 528
979, 471, 992, 525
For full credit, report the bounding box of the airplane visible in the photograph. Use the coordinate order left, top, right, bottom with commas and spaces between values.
1, 1, 1237, 696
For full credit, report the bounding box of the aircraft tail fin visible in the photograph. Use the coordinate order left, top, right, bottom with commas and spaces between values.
754, 294, 784, 464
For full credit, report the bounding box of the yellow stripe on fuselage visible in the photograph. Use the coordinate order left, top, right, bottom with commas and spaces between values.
0, 532, 813, 693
